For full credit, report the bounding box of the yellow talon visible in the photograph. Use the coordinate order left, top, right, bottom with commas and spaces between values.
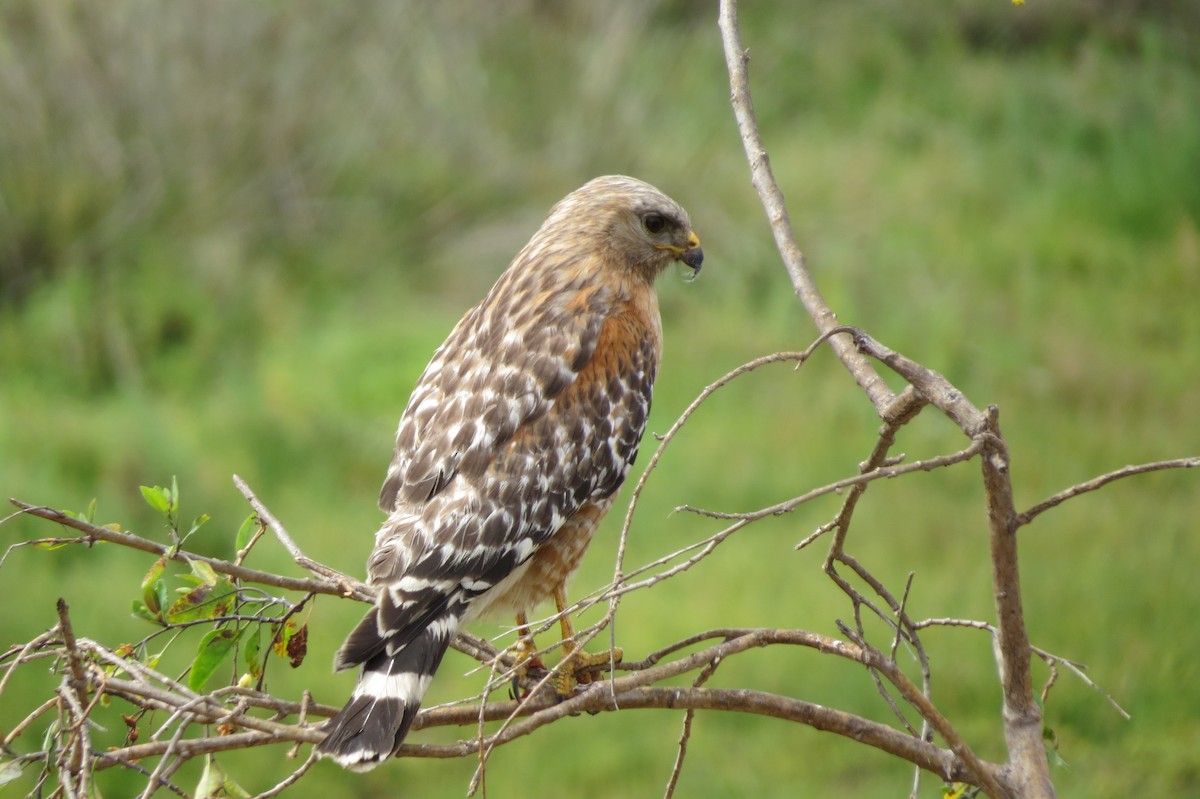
555, 645, 624, 696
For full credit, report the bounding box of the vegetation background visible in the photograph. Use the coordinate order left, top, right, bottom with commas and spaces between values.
1, 1, 1197, 796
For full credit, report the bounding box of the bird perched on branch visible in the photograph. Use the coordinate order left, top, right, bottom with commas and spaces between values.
316, 175, 703, 771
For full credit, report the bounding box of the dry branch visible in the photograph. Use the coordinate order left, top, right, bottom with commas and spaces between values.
718, 0, 894, 413
1017, 457, 1200, 527
8, 501, 364, 601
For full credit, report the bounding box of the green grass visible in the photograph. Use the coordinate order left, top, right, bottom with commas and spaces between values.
2, 1, 1199, 796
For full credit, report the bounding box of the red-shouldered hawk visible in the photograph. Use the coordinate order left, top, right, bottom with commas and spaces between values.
316, 175, 702, 770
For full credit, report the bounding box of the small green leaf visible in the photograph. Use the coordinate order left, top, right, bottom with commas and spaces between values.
189, 628, 242, 693
187, 513, 212, 538
234, 514, 259, 553
195, 753, 251, 798
166, 578, 236, 624
32, 539, 71, 551
242, 626, 263, 680
155, 578, 169, 616
0, 758, 24, 787
170, 475, 180, 514
131, 599, 160, 623
85, 497, 98, 524
140, 485, 172, 515
141, 557, 168, 614
1043, 725, 1069, 767
41, 717, 58, 758
189, 560, 220, 587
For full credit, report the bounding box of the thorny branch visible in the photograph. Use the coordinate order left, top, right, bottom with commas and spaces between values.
0, 2, 1196, 797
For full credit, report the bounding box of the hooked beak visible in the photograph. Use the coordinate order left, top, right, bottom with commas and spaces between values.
656, 230, 704, 276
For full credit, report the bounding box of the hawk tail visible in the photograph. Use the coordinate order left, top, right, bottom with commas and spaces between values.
316, 605, 460, 771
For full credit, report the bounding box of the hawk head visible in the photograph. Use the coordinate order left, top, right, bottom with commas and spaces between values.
542, 175, 703, 281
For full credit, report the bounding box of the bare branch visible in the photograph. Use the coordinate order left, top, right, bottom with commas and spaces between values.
232, 475, 371, 597
850, 331, 988, 434
718, 0, 895, 413
976, 409, 1051, 799
249, 750, 320, 799
912, 617, 1130, 721
7, 500, 370, 602
401, 684, 991, 786
95, 731, 290, 767
1017, 457, 1200, 527
1032, 648, 1129, 721
678, 439, 984, 521
663, 655, 721, 799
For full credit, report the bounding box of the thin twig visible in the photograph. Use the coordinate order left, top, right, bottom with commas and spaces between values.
718, 0, 894, 412
607, 344, 842, 673
801, 393, 924, 552
679, 440, 984, 521
249, 749, 320, 799
1017, 457, 1200, 527
664, 655, 722, 799
233, 475, 371, 596
136, 720, 189, 799
2, 697, 59, 748
0, 629, 58, 700
9, 501, 371, 602
911, 617, 1130, 720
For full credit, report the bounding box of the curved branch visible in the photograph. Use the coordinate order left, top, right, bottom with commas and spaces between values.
718, 0, 894, 413
405, 685, 991, 783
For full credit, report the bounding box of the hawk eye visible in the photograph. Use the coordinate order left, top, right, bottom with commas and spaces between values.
642, 213, 667, 235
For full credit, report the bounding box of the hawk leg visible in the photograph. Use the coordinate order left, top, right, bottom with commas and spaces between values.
553, 586, 622, 696
506, 613, 547, 699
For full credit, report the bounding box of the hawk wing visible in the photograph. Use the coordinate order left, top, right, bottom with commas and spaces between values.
337, 269, 657, 668
379, 267, 609, 515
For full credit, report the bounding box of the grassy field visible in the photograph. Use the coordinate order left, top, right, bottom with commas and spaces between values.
2, 1, 1198, 796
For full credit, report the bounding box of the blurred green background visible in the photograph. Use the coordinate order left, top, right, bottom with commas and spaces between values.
2, 1, 1198, 796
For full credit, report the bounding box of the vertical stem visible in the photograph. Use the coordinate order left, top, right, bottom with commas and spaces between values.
980, 409, 1055, 798
56, 599, 90, 790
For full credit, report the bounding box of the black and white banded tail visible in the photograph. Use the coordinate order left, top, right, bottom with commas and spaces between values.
315, 600, 463, 771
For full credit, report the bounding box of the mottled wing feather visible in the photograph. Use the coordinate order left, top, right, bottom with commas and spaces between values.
376, 323, 653, 585
379, 265, 608, 514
